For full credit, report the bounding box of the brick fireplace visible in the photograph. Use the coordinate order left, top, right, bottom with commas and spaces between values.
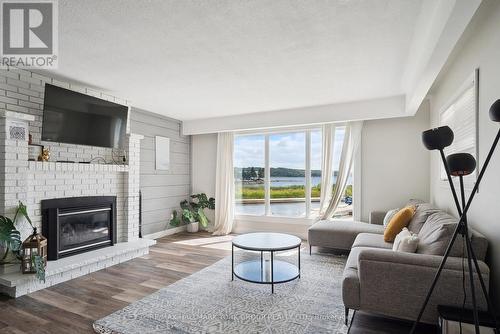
0, 110, 155, 297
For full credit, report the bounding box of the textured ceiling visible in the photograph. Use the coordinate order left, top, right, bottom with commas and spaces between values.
46, 0, 423, 120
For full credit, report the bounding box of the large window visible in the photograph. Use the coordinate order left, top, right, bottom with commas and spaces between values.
234, 135, 266, 216
269, 132, 306, 216
234, 127, 354, 219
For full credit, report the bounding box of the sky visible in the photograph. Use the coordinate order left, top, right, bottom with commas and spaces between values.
234, 128, 345, 170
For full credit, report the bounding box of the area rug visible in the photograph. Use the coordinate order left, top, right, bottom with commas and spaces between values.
93, 251, 348, 334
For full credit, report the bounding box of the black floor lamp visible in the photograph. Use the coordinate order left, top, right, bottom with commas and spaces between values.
410, 100, 500, 334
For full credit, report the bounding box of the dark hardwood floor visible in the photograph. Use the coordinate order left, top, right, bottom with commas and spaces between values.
0, 232, 436, 333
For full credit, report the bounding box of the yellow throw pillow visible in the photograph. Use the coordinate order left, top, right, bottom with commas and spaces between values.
384, 206, 416, 242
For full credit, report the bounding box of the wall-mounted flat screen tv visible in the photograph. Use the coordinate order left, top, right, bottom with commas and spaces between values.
42, 84, 128, 149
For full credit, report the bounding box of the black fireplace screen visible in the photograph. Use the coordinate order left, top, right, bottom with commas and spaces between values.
58, 208, 112, 254
42, 196, 117, 260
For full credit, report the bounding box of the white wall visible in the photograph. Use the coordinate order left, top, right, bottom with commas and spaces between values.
191, 134, 218, 228
361, 102, 430, 221
190, 105, 430, 236
428, 0, 500, 306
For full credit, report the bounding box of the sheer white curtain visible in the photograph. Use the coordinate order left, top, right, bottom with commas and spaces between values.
319, 124, 335, 216
213, 132, 235, 235
320, 122, 363, 220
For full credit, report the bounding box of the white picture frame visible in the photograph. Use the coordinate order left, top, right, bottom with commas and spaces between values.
155, 136, 170, 170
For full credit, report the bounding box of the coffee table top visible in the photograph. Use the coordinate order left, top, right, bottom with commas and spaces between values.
232, 232, 301, 251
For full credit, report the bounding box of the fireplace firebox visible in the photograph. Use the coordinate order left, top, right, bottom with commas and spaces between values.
42, 196, 117, 260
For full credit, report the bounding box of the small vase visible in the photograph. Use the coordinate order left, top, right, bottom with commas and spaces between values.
186, 222, 199, 233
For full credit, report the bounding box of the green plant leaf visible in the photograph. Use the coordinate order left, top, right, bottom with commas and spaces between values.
197, 208, 209, 228
169, 210, 181, 227
191, 193, 210, 209
180, 200, 191, 211
182, 209, 195, 223
33, 255, 46, 282
208, 197, 215, 210
0, 216, 22, 251
15, 201, 33, 228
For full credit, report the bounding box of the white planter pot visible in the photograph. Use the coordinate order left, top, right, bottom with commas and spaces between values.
186, 222, 199, 233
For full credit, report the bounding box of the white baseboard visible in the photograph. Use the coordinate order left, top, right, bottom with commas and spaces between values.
143, 225, 187, 240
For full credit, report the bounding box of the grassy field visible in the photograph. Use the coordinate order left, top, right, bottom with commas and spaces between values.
235, 185, 352, 199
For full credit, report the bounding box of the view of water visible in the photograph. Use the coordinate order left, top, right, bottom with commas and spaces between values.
235, 176, 353, 217
238, 176, 323, 188
235, 201, 320, 216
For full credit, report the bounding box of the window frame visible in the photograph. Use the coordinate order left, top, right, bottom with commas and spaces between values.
234, 124, 359, 223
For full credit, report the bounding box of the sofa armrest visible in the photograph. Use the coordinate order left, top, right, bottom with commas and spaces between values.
369, 211, 386, 225
357, 249, 489, 323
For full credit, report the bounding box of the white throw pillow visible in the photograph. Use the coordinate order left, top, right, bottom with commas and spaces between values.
392, 228, 419, 253
383, 208, 400, 228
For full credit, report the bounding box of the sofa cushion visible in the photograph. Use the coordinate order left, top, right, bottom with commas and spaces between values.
448, 227, 489, 261
407, 202, 441, 234
406, 199, 425, 206
308, 220, 384, 251
384, 206, 416, 242
352, 233, 393, 250
392, 228, 419, 253
383, 208, 399, 228
417, 211, 457, 255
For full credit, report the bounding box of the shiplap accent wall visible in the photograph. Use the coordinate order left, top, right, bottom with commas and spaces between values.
129, 108, 191, 236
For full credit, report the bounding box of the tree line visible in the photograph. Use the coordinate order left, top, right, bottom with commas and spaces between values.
235, 167, 333, 180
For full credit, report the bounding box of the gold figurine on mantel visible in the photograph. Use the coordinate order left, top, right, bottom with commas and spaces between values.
38, 147, 50, 162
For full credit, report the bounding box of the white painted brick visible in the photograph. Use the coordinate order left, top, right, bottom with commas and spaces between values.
30, 84, 44, 93
7, 77, 30, 89
9, 68, 32, 77
52, 79, 70, 89
18, 87, 40, 97
2, 70, 20, 79
0, 95, 18, 104
19, 100, 41, 109
31, 72, 52, 82
19, 75, 42, 86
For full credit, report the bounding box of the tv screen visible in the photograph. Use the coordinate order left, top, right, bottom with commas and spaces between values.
42, 84, 128, 149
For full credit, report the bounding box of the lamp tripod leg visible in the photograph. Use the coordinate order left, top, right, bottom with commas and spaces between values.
465, 234, 500, 333
464, 225, 481, 334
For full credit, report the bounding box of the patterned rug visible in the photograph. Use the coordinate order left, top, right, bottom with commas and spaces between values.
93, 250, 348, 334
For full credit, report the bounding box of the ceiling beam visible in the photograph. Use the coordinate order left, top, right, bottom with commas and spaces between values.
182, 95, 405, 135
403, 0, 482, 115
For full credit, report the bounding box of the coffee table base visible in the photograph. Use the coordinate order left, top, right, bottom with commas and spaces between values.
232, 246, 301, 293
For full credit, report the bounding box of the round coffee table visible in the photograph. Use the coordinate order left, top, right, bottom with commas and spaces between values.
231, 232, 301, 293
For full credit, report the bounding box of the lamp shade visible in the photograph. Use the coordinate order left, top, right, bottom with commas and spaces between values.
422, 126, 454, 150
446, 153, 476, 176
490, 99, 500, 122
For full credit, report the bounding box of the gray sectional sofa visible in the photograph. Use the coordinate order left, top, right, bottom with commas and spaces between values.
308, 200, 490, 325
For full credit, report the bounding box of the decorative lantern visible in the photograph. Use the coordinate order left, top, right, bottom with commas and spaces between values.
21, 228, 47, 274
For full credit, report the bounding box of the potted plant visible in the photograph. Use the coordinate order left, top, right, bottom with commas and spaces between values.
170, 193, 215, 233
0, 202, 45, 281
182, 209, 198, 233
